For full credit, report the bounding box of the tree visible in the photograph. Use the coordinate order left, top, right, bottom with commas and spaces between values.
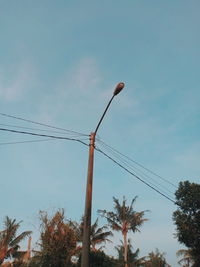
176, 249, 194, 267
98, 196, 148, 267
144, 249, 171, 267
90, 218, 113, 251
115, 239, 146, 266
74, 217, 113, 251
36, 210, 76, 267
173, 181, 200, 266
76, 250, 117, 267
0, 216, 31, 265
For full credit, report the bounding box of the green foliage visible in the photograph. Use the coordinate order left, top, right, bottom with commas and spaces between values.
98, 196, 148, 234
173, 181, 200, 266
90, 218, 113, 251
13, 261, 29, 267
0, 216, 31, 264
76, 250, 117, 267
72, 217, 113, 251
144, 249, 170, 267
26, 255, 41, 267
115, 239, 145, 266
176, 249, 194, 266
35, 209, 76, 267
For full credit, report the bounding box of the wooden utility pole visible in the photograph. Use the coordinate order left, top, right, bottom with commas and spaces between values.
81, 132, 95, 267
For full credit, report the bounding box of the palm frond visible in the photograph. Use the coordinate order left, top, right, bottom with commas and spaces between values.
176, 249, 194, 265
92, 231, 113, 243
10, 231, 32, 247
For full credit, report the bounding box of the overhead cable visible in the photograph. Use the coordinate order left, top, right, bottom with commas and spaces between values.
95, 146, 176, 204
0, 139, 54, 146
96, 140, 175, 197
96, 142, 175, 198
0, 128, 89, 147
0, 112, 88, 136
96, 139, 177, 189
0, 123, 83, 136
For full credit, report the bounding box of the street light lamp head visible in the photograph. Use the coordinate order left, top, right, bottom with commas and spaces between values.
113, 82, 125, 96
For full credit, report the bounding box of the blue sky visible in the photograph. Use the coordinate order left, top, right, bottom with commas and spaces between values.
0, 1, 200, 266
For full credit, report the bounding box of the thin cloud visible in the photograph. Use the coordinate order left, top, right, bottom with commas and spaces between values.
36, 58, 103, 123
70, 58, 101, 94
36, 58, 138, 133
0, 62, 34, 102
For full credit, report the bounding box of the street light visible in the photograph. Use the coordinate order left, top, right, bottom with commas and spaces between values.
81, 82, 125, 267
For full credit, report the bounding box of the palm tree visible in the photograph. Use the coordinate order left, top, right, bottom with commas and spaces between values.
0, 216, 32, 265
72, 217, 113, 252
176, 249, 194, 267
98, 196, 148, 267
115, 239, 146, 266
90, 218, 113, 251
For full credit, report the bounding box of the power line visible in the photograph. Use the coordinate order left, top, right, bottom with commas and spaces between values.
0, 112, 88, 136
95, 146, 176, 204
96, 139, 177, 189
96, 143, 175, 198
0, 128, 89, 147
0, 113, 176, 203
0, 123, 83, 136
96, 146, 176, 204
96, 140, 175, 198
0, 139, 54, 146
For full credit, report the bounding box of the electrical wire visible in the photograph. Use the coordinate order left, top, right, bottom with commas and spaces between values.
95, 146, 176, 204
96, 146, 176, 204
0, 128, 89, 147
97, 138, 177, 189
96, 139, 177, 189
96, 140, 175, 199
0, 112, 88, 136
0, 115, 176, 203
95, 144, 175, 201
96, 143, 175, 198
0, 139, 54, 146
0, 123, 84, 137
95, 141, 175, 200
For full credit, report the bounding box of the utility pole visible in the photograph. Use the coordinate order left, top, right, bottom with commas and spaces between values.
81, 132, 95, 267
24, 236, 31, 263
81, 82, 125, 267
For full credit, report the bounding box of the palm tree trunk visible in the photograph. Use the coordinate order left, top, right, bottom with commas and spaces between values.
123, 231, 128, 267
